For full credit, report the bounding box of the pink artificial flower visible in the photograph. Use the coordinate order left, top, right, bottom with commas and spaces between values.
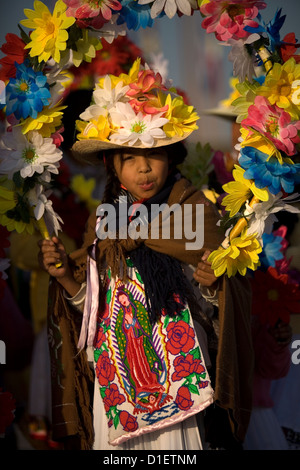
126, 69, 168, 115
63, 0, 122, 29
241, 95, 300, 156
51, 127, 64, 148
200, 0, 266, 42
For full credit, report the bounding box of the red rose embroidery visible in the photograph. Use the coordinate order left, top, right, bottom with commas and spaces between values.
94, 326, 106, 349
166, 320, 195, 355
172, 354, 205, 381
175, 386, 194, 411
96, 351, 115, 386
119, 410, 138, 432
103, 383, 125, 412
0, 389, 16, 435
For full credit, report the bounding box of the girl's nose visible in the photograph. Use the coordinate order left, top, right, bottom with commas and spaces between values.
137, 156, 151, 173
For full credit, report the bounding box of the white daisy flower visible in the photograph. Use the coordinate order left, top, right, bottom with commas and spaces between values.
0, 127, 62, 181
28, 184, 63, 236
80, 76, 129, 122
109, 102, 168, 147
138, 0, 197, 19
246, 192, 300, 238
92, 18, 126, 44
227, 35, 258, 83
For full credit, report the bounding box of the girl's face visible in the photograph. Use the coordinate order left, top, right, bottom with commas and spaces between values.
113, 148, 169, 200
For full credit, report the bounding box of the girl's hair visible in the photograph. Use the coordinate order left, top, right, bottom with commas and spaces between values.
101, 142, 187, 203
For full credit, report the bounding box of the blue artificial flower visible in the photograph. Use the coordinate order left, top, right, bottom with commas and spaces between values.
5, 61, 51, 120
244, 9, 286, 53
260, 232, 284, 268
239, 146, 300, 195
115, 1, 155, 31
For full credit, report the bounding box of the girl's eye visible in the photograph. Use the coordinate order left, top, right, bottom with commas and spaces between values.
123, 155, 134, 161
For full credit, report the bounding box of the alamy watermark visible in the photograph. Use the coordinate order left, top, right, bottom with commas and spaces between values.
0, 340, 6, 365
96, 197, 205, 250
292, 340, 300, 365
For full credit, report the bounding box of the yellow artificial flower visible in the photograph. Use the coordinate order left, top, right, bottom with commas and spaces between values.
222, 164, 269, 217
21, 105, 66, 137
21, 0, 75, 64
0, 180, 34, 234
161, 94, 199, 137
258, 58, 300, 120
0, 213, 35, 235
76, 114, 111, 141
208, 229, 262, 277
70, 174, 101, 212
97, 58, 141, 90
239, 127, 283, 162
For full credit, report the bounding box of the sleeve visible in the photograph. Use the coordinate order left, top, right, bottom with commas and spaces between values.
63, 283, 87, 313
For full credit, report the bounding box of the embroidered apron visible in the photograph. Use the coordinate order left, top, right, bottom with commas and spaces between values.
93, 259, 214, 446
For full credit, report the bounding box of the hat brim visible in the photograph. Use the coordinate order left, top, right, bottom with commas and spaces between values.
71, 132, 193, 165
202, 107, 238, 120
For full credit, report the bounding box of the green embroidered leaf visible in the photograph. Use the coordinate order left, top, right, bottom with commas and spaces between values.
100, 387, 107, 399
179, 309, 190, 324
190, 347, 201, 359
126, 258, 134, 267
114, 413, 120, 429
107, 268, 111, 279
135, 271, 143, 284
94, 349, 101, 362
188, 383, 200, 395
106, 287, 111, 304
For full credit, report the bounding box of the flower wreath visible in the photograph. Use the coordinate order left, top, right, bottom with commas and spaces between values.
0, 0, 300, 285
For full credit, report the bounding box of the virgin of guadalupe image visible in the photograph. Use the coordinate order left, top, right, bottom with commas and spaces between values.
114, 285, 172, 414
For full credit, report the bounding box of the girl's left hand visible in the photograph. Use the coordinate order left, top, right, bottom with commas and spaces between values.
193, 250, 218, 289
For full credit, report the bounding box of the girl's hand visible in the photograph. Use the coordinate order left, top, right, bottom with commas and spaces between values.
193, 250, 218, 290
38, 236, 70, 279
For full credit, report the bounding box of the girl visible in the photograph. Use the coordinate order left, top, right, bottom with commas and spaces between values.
38, 61, 254, 450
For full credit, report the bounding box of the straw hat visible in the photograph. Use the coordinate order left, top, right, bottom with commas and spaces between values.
71, 58, 199, 165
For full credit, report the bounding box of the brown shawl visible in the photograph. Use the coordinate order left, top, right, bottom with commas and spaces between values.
47, 177, 254, 448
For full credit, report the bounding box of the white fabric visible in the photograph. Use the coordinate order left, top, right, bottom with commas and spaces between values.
93, 378, 206, 450
243, 407, 289, 450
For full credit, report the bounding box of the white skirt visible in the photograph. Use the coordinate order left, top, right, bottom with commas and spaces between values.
243, 407, 289, 450
92, 378, 206, 450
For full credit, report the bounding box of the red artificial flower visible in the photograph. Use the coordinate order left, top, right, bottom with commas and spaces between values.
95, 350, 116, 386
280, 33, 300, 64
103, 383, 125, 412
251, 266, 300, 326
172, 353, 205, 382
175, 386, 194, 411
0, 389, 16, 435
119, 410, 138, 432
166, 320, 195, 355
0, 33, 28, 82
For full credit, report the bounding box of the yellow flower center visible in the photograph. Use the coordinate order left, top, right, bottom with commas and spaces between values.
279, 84, 291, 97
19, 82, 29, 92
131, 121, 146, 134
266, 116, 279, 136
45, 20, 56, 36
267, 289, 279, 301
23, 148, 37, 163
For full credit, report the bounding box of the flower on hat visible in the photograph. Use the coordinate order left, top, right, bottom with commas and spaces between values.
241, 95, 300, 157
161, 94, 199, 137
208, 228, 262, 277
221, 164, 269, 217
63, 0, 122, 30
0, 127, 62, 182
20, 0, 75, 64
239, 146, 300, 195
200, 0, 266, 43
76, 112, 112, 140
109, 102, 168, 146
3, 62, 51, 120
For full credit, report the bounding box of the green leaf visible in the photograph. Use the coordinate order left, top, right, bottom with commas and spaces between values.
113, 413, 120, 430
135, 271, 143, 284
100, 387, 107, 399
188, 383, 199, 395
190, 347, 201, 359
106, 287, 111, 304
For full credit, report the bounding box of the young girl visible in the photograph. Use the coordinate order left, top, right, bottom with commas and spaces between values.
38, 61, 254, 450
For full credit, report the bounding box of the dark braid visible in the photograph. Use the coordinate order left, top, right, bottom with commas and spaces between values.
101, 150, 121, 204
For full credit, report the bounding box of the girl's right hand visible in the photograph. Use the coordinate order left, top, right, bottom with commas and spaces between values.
38, 236, 70, 279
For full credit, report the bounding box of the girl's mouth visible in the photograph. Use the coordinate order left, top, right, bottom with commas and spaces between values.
139, 181, 154, 191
